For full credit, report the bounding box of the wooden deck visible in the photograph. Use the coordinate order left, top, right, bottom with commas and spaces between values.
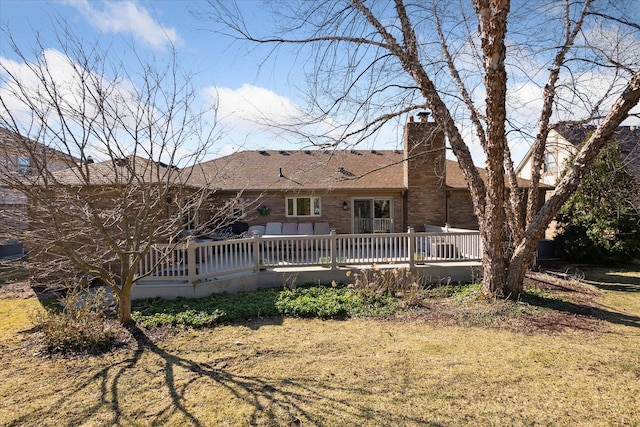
133, 228, 482, 299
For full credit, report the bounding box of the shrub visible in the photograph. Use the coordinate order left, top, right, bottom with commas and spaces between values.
555, 141, 640, 263
33, 285, 120, 355
348, 266, 423, 307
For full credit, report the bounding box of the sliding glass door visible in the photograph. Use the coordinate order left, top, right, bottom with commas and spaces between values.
353, 198, 392, 233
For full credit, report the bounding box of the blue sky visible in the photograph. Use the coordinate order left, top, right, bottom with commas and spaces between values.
1, 0, 639, 166
1, 0, 323, 159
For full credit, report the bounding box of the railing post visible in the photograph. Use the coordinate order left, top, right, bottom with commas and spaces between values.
330, 228, 337, 270
186, 238, 197, 283
408, 226, 415, 268
252, 230, 261, 271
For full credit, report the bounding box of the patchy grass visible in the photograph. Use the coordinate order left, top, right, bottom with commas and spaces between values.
1, 262, 639, 426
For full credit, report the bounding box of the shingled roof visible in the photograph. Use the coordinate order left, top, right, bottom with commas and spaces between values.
48, 155, 181, 186
0, 127, 79, 163
553, 124, 640, 184
186, 149, 534, 192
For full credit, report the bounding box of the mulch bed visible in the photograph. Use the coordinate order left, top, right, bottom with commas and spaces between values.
393, 272, 605, 334
0, 280, 39, 300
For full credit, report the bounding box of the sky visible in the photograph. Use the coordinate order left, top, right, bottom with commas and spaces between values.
1, 0, 311, 160
1, 0, 639, 166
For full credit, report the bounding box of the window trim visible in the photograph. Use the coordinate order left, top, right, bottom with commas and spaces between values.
285, 196, 321, 217
17, 155, 31, 176
543, 151, 557, 174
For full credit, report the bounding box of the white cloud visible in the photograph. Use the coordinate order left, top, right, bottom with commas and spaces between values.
203, 84, 395, 152
0, 49, 188, 164
206, 84, 303, 132
64, 0, 180, 49
202, 84, 322, 151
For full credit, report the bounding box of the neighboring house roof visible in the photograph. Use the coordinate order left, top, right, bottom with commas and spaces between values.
47, 155, 181, 186
187, 149, 535, 192
552, 123, 639, 149
551, 124, 640, 185
515, 124, 640, 183
0, 127, 79, 163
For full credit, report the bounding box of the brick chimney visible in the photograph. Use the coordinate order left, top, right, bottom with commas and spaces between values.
403, 114, 446, 230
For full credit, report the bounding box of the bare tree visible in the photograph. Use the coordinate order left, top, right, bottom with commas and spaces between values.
206, 0, 640, 296
0, 28, 223, 323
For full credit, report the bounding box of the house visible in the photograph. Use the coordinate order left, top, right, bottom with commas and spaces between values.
21, 116, 550, 294
24, 154, 203, 282
516, 124, 640, 187
186, 116, 542, 234
0, 127, 77, 240
515, 124, 640, 239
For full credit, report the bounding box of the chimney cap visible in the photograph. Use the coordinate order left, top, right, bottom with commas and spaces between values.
417, 111, 430, 122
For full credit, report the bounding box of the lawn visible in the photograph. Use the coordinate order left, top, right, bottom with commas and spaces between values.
0, 264, 638, 426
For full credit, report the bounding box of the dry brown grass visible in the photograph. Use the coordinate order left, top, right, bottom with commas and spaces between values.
1, 269, 639, 426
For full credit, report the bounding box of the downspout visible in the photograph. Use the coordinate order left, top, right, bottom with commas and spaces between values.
445, 191, 450, 225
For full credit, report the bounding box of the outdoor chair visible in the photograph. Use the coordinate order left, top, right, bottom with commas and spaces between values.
295, 223, 314, 251
314, 222, 330, 235
297, 223, 314, 235
282, 222, 298, 235
264, 222, 282, 235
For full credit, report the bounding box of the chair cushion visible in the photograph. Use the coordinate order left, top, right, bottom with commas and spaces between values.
314, 222, 330, 235
297, 223, 314, 235
282, 222, 298, 235
264, 222, 282, 235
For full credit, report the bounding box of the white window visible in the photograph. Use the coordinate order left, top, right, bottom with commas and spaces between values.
286, 197, 321, 217
182, 199, 198, 230
17, 156, 31, 175
543, 152, 557, 173
227, 198, 245, 219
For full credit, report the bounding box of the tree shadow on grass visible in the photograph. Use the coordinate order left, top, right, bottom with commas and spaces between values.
9, 324, 439, 427
582, 276, 640, 293
520, 292, 640, 329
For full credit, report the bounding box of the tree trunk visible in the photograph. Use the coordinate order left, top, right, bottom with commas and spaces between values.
504, 233, 540, 296
117, 285, 133, 324
474, 0, 510, 297
506, 70, 640, 294
481, 227, 506, 295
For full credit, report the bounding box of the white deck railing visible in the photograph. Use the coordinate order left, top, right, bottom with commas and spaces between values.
137, 227, 482, 283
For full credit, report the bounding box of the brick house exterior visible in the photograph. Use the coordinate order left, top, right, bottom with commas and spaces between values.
28, 117, 545, 243
187, 116, 540, 234
0, 128, 77, 237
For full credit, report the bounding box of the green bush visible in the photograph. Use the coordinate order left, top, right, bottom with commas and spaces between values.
134, 309, 225, 328
131, 285, 400, 328
555, 141, 640, 263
